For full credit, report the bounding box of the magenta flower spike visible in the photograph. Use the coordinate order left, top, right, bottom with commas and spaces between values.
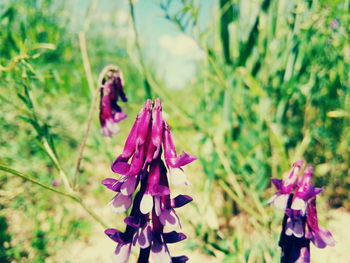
270, 160, 335, 263
102, 99, 196, 263
99, 68, 128, 137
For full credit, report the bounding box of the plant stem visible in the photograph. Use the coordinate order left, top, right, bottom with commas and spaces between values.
218, 179, 265, 224
79, 32, 95, 96
73, 86, 99, 188
0, 164, 108, 228
128, 0, 152, 99
42, 138, 73, 192
73, 64, 121, 188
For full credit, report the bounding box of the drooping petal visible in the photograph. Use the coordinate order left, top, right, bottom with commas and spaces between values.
124, 216, 141, 228
310, 226, 335, 248
170, 195, 193, 208
171, 256, 189, 263
102, 178, 123, 192
295, 246, 310, 263
109, 193, 132, 213
159, 209, 181, 229
169, 168, 190, 186
171, 152, 197, 168
120, 175, 138, 196
163, 231, 187, 243
138, 224, 153, 248
271, 178, 283, 190
105, 228, 124, 243
114, 112, 127, 122
140, 193, 154, 214
150, 239, 172, 263
112, 243, 132, 263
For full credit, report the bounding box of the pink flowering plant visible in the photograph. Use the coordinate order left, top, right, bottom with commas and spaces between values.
269, 159, 335, 263
102, 98, 196, 263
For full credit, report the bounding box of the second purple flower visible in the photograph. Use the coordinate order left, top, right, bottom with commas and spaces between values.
99, 67, 128, 137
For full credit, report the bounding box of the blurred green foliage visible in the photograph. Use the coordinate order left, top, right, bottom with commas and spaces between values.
0, 0, 349, 262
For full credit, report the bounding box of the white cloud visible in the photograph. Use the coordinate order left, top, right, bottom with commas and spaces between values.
158, 34, 204, 60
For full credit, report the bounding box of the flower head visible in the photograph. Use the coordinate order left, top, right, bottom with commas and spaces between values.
270, 160, 335, 263
102, 98, 196, 262
99, 67, 128, 137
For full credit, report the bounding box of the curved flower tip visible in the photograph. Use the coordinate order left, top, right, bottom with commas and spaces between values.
138, 224, 153, 248
172, 256, 189, 263
159, 209, 181, 229
163, 231, 187, 243
151, 239, 172, 263
171, 195, 193, 208
311, 226, 335, 248
105, 228, 124, 243
102, 178, 123, 192
111, 242, 132, 263
109, 193, 132, 214
101, 120, 120, 137
295, 247, 310, 263
282, 159, 304, 193
99, 67, 128, 137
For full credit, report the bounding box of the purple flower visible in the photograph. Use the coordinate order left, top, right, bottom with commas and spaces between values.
268, 159, 304, 210
102, 99, 196, 262
99, 68, 128, 137
270, 161, 335, 263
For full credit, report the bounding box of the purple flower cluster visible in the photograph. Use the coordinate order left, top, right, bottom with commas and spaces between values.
102, 98, 197, 263
99, 68, 128, 137
269, 159, 335, 263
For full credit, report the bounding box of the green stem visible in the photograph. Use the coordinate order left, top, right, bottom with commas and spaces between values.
79, 32, 95, 96
128, 0, 152, 99
218, 179, 265, 224
0, 164, 108, 228
42, 138, 72, 192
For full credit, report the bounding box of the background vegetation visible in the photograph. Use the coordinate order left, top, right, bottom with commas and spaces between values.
0, 0, 349, 262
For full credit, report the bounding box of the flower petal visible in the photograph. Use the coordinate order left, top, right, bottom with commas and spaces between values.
159, 209, 181, 229
109, 193, 132, 213
163, 231, 187, 243
169, 168, 190, 186
150, 239, 171, 263
120, 175, 137, 196
138, 224, 153, 248
171, 256, 189, 263
102, 178, 123, 192
171, 195, 193, 208
112, 243, 131, 263
140, 193, 154, 214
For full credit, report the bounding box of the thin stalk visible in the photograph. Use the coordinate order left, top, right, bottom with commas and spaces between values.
73, 64, 121, 188
73, 86, 99, 188
0, 164, 108, 228
42, 138, 72, 192
79, 32, 95, 96
218, 179, 265, 224
128, 0, 152, 99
